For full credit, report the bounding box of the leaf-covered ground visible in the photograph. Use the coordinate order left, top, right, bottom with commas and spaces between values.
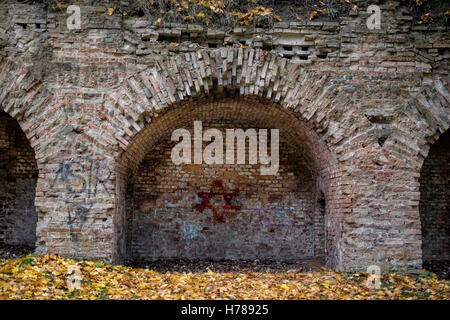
0, 254, 449, 300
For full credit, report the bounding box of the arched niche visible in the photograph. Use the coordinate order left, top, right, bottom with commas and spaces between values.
114, 98, 342, 267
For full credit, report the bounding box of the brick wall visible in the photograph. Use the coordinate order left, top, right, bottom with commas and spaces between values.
420, 130, 450, 262
0, 0, 448, 273
0, 110, 38, 247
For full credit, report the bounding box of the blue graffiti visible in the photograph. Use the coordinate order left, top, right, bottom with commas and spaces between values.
51, 156, 112, 198
273, 204, 297, 218
180, 221, 206, 243
164, 192, 202, 208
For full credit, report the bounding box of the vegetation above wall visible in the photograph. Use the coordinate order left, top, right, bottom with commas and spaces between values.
19, 0, 450, 27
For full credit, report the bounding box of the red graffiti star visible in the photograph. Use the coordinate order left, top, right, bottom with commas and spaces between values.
193, 179, 241, 224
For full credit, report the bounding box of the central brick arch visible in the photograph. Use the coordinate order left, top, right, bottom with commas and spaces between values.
106, 49, 349, 268
116, 98, 343, 267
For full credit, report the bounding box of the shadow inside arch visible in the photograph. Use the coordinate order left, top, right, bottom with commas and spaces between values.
419, 129, 450, 279
0, 109, 38, 258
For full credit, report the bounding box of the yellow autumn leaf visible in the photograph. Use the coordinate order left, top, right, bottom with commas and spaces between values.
107, 8, 114, 16
0, 264, 13, 274
310, 11, 318, 20
273, 15, 282, 21
56, 1, 68, 9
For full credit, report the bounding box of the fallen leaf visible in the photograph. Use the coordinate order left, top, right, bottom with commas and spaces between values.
310, 11, 318, 21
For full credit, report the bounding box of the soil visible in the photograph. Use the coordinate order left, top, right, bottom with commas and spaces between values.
422, 260, 450, 280
129, 257, 326, 273
0, 244, 34, 260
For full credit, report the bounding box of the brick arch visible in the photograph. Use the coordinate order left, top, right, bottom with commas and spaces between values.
99, 49, 352, 267
103, 49, 354, 190
114, 98, 344, 267
0, 57, 53, 165
119, 97, 336, 179
0, 57, 61, 252
102, 48, 343, 154
410, 78, 450, 273
108, 49, 350, 267
396, 77, 450, 170
0, 57, 53, 250
418, 128, 450, 276
105, 49, 450, 272
0, 109, 38, 248
361, 76, 450, 273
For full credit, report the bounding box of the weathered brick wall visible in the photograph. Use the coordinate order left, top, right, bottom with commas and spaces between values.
420, 130, 450, 262
0, 110, 38, 247
0, 0, 448, 273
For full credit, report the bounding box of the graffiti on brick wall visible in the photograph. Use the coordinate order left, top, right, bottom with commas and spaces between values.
193, 179, 241, 224
133, 178, 315, 259
237, 194, 306, 220
51, 156, 112, 198
180, 221, 207, 244
142, 184, 201, 213
141, 181, 303, 231
62, 200, 92, 243
50, 156, 112, 242
163, 190, 202, 209
65, 200, 93, 241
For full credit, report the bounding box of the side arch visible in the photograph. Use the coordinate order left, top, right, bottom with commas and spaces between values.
0, 109, 38, 248
416, 79, 450, 275
0, 57, 53, 252
390, 76, 450, 273
0, 57, 53, 251
419, 129, 449, 277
